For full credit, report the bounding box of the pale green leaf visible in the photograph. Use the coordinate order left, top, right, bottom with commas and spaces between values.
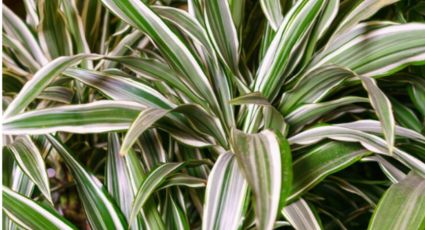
369, 172, 425, 230
360, 76, 395, 154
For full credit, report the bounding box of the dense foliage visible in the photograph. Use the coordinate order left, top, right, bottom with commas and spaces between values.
2, 0, 425, 229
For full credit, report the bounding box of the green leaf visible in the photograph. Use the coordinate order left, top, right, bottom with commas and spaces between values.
408, 82, 425, 118
369, 172, 425, 230
125, 149, 165, 229
160, 174, 206, 189
38, 86, 74, 104
3, 101, 145, 135
231, 129, 285, 230
3, 186, 77, 230
38, 0, 73, 59
229, 92, 270, 106
61, 0, 93, 68
8, 136, 52, 203
129, 162, 185, 226
289, 141, 369, 201
283, 199, 322, 230
164, 192, 190, 230
391, 98, 423, 133
203, 152, 248, 230
120, 108, 169, 155
46, 135, 128, 230
360, 76, 395, 154
3, 54, 100, 118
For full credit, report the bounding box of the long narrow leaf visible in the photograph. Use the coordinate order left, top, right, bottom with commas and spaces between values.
3, 186, 77, 230
8, 136, 52, 203
231, 129, 284, 230
3, 101, 145, 135
202, 152, 248, 230
47, 135, 128, 230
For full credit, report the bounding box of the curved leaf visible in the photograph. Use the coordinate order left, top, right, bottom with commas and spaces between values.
129, 162, 185, 226
3, 186, 77, 230
231, 129, 284, 230
3, 101, 145, 135
47, 135, 128, 230
289, 141, 369, 201
369, 173, 425, 230
3, 54, 100, 118
8, 136, 52, 203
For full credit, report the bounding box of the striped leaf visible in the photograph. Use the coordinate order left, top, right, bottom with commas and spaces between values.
160, 174, 206, 189
369, 172, 425, 230
37, 0, 73, 59
164, 192, 190, 230
3, 33, 41, 72
204, 0, 240, 71
360, 76, 395, 154
107, 57, 205, 106
310, 23, 425, 77
3, 5, 48, 65
231, 129, 285, 230
120, 104, 226, 155
202, 152, 248, 230
253, 0, 326, 99
105, 133, 134, 220
37, 86, 74, 104
120, 108, 168, 155
286, 97, 369, 129
283, 199, 322, 230
289, 141, 369, 201
61, 0, 92, 68
64, 68, 175, 109
152, 6, 215, 58
129, 163, 185, 226
46, 135, 128, 230
125, 149, 165, 229
332, 0, 400, 37
260, 0, 283, 30
8, 136, 52, 203
3, 54, 100, 118
100, 0, 220, 111
336, 120, 425, 143
3, 186, 77, 230
3, 101, 145, 135
280, 65, 356, 113
289, 126, 425, 176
